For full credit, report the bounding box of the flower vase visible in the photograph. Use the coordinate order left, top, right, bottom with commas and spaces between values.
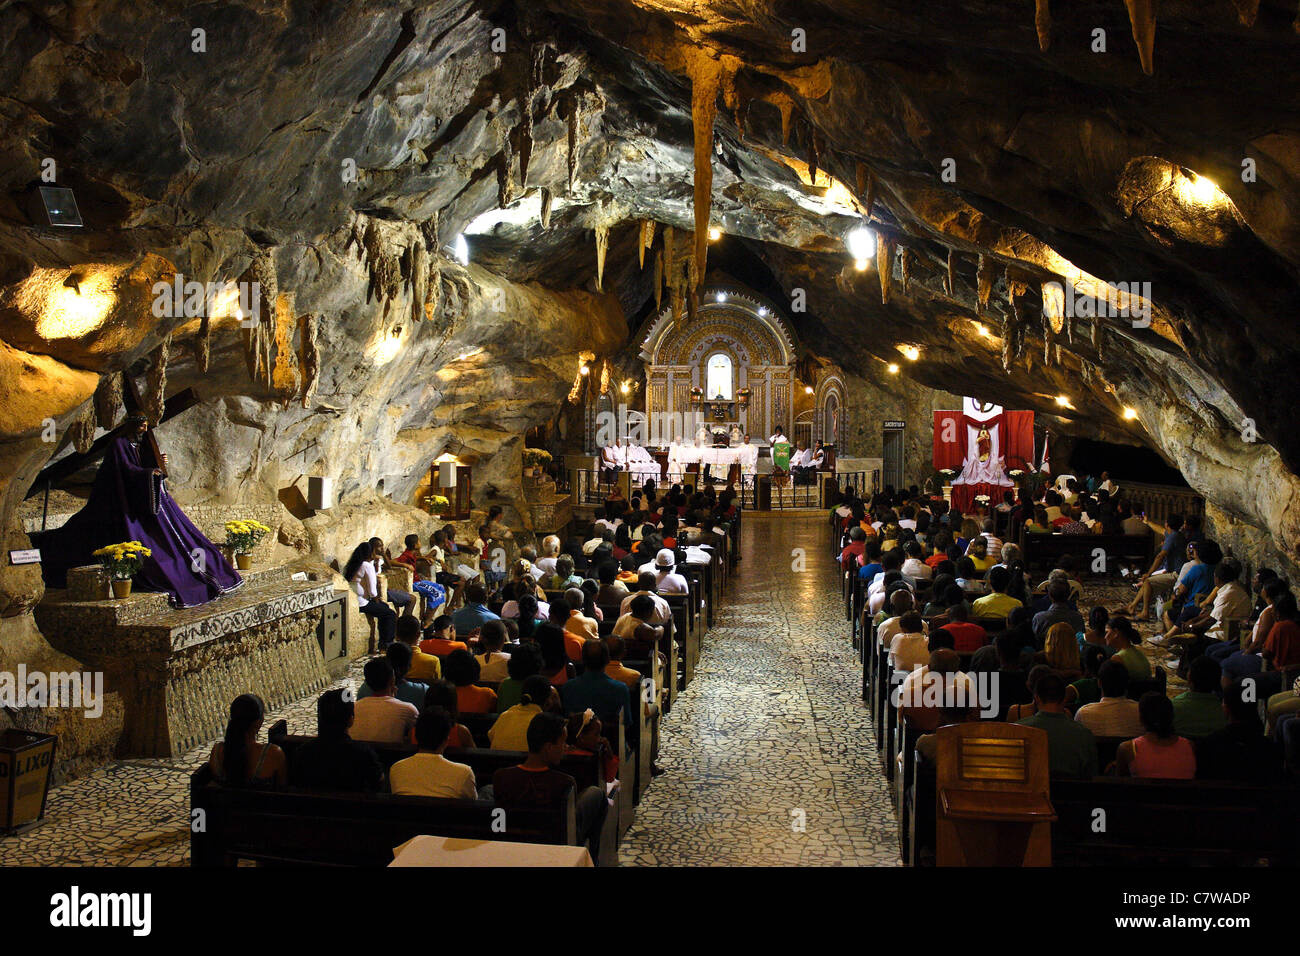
235, 553, 253, 570
111, 579, 133, 599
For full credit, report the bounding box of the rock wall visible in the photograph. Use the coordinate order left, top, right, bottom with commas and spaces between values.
842, 368, 962, 490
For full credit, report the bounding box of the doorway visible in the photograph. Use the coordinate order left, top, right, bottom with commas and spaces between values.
883, 425, 904, 492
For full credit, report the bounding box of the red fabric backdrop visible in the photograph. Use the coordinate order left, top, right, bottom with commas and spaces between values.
933, 411, 964, 470
933, 409, 1035, 471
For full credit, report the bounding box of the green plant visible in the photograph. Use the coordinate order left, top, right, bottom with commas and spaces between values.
522, 448, 552, 468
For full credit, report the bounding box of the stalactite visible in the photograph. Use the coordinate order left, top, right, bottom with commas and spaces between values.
422, 214, 442, 326
1124, 0, 1157, 76
145, 335, 170, 426
540, 187, 553, 229
566, 100, 579, 195
93, 372, 122, 432
411, 238, 429, 323
1034, 0, 1051, 51
299, 313, 319, 409
662, 224, 675, 307
1066, 312, 1076, 345
639, 220, 656, 269
1231, 0, 1260, 27
195, 314, 210, 373
498, 123, 517, 208
877, 236, 893, 304
976, 255, 996, 313
271, 292, 301, 404
687, 53, 724, 294
856, 162, 870, 200
1041, 280, 1065, 335
900, 247, 911, 294
241, 253, 277, 385
1054, 342, 1062, 366
654, 248, 663, 313
70, 402, 95, 455
946, 250, 957, 297
770, 92, 796, 146
594, 222, 610, 292
865, 172, 877, 219
808, 128, 825, 186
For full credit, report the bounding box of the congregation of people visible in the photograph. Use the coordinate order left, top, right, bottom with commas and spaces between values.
835, 475, 1300, 785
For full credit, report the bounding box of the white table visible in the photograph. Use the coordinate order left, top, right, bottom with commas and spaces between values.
389, 835, 594, 867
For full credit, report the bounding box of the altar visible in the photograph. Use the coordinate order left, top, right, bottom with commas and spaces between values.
934, 399, 1035, 512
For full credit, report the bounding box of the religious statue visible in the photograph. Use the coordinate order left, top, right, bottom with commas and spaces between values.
977, 426, 991, 463
35, 416, 243, 608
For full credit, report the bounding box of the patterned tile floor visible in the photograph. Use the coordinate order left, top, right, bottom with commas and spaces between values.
618, 513, 900, 866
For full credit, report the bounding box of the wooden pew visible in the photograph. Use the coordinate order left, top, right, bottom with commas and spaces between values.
1019, 530, 1153, 575
663, 593, 696, 689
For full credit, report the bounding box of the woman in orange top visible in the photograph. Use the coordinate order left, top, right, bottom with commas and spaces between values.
419, 614, 469, 657
444, 649, 498, 714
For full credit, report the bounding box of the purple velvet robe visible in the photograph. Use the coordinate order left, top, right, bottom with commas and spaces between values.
36, 436, 243, 608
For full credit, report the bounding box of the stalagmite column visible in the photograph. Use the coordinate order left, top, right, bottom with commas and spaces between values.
594, 222, 611, 292
686, 52, 726, 293
900, 247, 912, 294
145, 335, 170, 426
93, 373, 122, 431
1034, 0, 1051, 51
411, 239, 429, 323
299, 313, 319, 409
639, 220, 656, 269
1124, 0, 1157, 75
877, 237, 893, 304
540, 188, 553, 229
566, 101, 579, 195
976, 254, 996, 313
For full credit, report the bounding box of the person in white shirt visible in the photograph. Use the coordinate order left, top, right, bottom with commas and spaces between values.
877, 589, 917, 649
1074, 661, 1144, 737
345, 542, 397, 649
888, 612, 931, 673
620, 572, 673, 624
1098, 472, 1117, 496
351, 658, 419, 744
475, 620, 512, 681
809, 440, 825, 470
535, 535, 561, 577
389, 706, 480, 799
900, 542, 933, 581
650, 549, 689, 594
769, 427, 787, 446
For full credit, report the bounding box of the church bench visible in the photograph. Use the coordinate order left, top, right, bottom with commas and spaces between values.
1018, 530, 1152, 575
190, 764, 582, 867
597, 603, 677, 713
662, 594, 697, 689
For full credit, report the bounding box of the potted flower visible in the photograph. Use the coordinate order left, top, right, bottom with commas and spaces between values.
92, 541, 152, 599
522, 447, 552, 478
423, 494, 450, 516
225, 519, 272, 570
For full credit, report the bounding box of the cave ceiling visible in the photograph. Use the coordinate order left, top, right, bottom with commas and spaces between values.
1, 0, 1300, 551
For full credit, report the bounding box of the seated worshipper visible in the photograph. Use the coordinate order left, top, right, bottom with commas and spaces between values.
971, 565, 1023, 619
1157, 539, 1220, 638
900, 541, 933, 581
1082, 605, 1111, 651
545, 554, 585, 592
208, 694, 286, 788
620, 572, 672, 624
1023, 506, 1051, 535
1073, 660, 1143, 737
476, 619, 512, 682
596, 560, 630, 605
567, 711, 620, 787
389, 707, 481, 800
1165, 558, 1251, 661
650, 549, 689, 594
34, 415, 243, 608
563, 587, 599, 650
451, 581, 501, 640
490, 675, 560, 751
613, 593, 666, 660
1064, 645, 1110, 710
876, 589, 919, 651
858, 540, 885, 581
1224, 588, 1300, 698
395, 533, 447, 613
936, 603, 987, 653
421, 613, 469, 657
537, 623, 576, 687
1196, 679, 1284, 783
1116, 693, 1196, 779
1033, 622, 1083, 683
897, 646, 977, 733
922, 580, 964, 619
1171, 656, 1228, 738
535, 535, 562, 577
953, 556, 979, 592
500, 565, 550, 622
605, 636, 647, 699
492, 713, 607, 858
369, 537, 416, 617
1018, 672, 1099, 779
559, 639, 634, 736
840, 526, 868, 570
1125, 514, 1188, 619
498, 641, 544, 712
965, 536, 992, 573
394, 615, 441, 682
346, 542, 397, 650
1006, 665, 1052, 722
443, 648, 498, 714
888, 612, 932, 676
288, 689, 383, 792
424, 680, 475, 749
790, 441, 816, 485
1211, 577, 1285, 677
1105, 616, 1152, 681
351, 658, 420, 744
357, 643, 427, 709
1031, 579, 1085, 645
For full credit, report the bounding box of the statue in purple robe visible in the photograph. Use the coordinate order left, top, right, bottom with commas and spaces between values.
36, 416, 243, 608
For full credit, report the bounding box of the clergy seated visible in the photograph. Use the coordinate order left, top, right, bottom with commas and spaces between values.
34, 416, 242, 608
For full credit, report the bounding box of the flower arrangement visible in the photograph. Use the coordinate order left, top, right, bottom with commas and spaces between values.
1009, 469, 1025, 478
423, 494, 450, 514
939, 468, 956, 479
522, 448, 552, 469
225, 519, 272, 555
974, 494, 991, 506
93, 541, 151, 581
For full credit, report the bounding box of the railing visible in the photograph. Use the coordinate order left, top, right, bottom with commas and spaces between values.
1114, 480, 1204, 529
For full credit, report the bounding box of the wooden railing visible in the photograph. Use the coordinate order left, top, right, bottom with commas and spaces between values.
1114, 480, 1204, 528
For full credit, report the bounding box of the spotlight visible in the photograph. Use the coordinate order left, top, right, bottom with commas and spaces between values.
579, 364, 590, 376
708, 227, 722, 242
453, 234, 470, 266
715, 292, 727, 303
846, 225, 875, 268
620, 382, 630, 395
886, 363, 900, 375
1123, 407, 1138, 421
757, 306, 768, 317
898, 344, 920, 361
804, 385, 814, 394
1055, 395, 1071, 407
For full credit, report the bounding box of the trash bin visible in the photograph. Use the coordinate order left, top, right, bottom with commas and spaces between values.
0, 729, 57, 834
756, 475, 772, 511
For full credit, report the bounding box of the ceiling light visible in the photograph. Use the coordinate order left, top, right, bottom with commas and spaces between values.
804, 385, 814, 394
452, 234, 470, 266
897, 344, 920, 361
1123, 407, 1138, 421
715, 292, 727, 303
579, 364, 589, 376
757, 306, 768, 317
886, 363, 900, 375
972, 321, 991, 338
1055, 395, 1071, 407
708, 227, 722, 242
620, 382, 630, 395
846, 225, 875, 267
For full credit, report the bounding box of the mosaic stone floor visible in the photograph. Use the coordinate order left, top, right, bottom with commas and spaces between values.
618, 513, 901, 866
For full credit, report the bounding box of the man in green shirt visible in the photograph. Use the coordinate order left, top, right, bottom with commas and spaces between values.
1171, 656, 1228, 738
1019, 672, 1098, 778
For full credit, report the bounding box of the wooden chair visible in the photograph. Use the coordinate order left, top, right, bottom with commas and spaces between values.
934, 722, 1056, 866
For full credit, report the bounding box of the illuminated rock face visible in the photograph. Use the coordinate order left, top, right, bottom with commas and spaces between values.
0, 0, 1298, 579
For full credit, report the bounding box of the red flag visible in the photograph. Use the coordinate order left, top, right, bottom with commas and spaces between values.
1039, 432, 1051, 476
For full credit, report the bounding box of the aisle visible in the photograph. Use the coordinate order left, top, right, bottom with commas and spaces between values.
619, 512, 900, 866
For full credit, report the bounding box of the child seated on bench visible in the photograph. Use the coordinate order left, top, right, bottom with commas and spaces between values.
390, 706, 483, 800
